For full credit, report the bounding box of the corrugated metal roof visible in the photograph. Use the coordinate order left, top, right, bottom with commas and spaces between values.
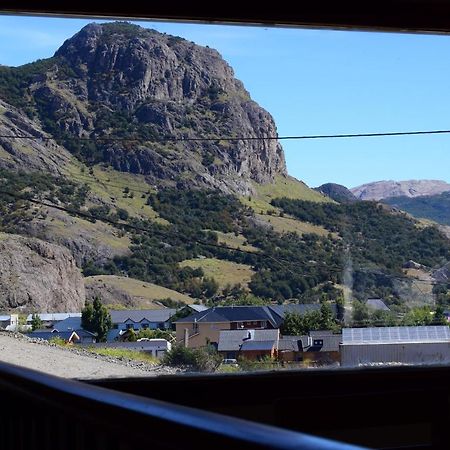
26, 313, 81, 322
240, 340, 276, 351
307, 334, 341, 352
278, 339, 299, 351
269, 304, 326, 318
343, 326, 450, 344
54, 316, 82, 331
188, 304, 209, 312
176, 304, 335, 327
176, 306, 278, 326
218, 329, 279, 351
30, 331, 78, 341
109, 309, 176, 324
366, 299, 390, 311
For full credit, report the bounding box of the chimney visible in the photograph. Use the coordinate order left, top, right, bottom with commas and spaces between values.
244, 329, 255, 341
184, 328, 189, 348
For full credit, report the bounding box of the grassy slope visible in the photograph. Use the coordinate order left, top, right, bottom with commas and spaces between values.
256, 213, 330, 236
179, 258, 255, 289
214, 231, 259, 252
240, 175, 334, 236
64, 161, 169, 224
84, 275, 194, 305
241, 175, 331, 213
44, 211, 131, 252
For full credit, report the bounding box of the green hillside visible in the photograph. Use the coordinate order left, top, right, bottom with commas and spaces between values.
383, 191, 450, 225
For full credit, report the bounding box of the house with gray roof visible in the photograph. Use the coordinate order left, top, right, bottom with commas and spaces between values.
366, 298, 390, 311
278, 331, 342, 364
107, 309, 176, 341
30, 330, 81, 344
26, 313, 81, 328
218, 329, 279, 360
45, 317, 96, 344
301, 331, 341, 365
175, 304, 335, 349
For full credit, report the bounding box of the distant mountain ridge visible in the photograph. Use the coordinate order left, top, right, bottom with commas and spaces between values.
314, 183, 357, 203
351, 180, 450, 201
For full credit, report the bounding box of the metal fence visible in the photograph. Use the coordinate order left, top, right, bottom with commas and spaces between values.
0, 361, 365, 450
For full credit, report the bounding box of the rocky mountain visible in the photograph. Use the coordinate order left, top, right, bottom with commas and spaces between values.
0, 22, 287, 196
0, 22, 449, 316
351, 180, 450, 201
0, 233, 85, 312
314, 183, 357, 203
0, 99, 72, 175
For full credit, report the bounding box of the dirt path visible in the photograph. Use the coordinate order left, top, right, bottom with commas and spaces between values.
0, 332, 172, 379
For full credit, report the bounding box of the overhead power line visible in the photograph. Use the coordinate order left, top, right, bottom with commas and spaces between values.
3, 128, 450, 144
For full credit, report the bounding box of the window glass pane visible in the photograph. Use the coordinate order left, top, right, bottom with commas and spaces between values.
0, 14, 449, 378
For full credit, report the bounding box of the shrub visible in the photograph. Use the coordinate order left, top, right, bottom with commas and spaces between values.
49, 336, 67, 346
163, 345, 221, 372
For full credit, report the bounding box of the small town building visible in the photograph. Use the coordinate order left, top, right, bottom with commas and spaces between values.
301, 331, 341, 365
42, 316, 96, 344
0, 314, 18, 331
31, 330, 81, 344
278, 336, 304, 362
26, 313, 81, 328
176, 304, 335, 349
366, 298, 390, 311
341, 326, 450, 367
107, 309, 176, 341
218, 329, 279, 360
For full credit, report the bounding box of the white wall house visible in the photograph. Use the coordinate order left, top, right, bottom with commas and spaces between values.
0, 314, 18, 331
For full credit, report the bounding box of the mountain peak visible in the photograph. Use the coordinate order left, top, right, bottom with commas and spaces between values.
314, 183, 357, 203
1, 21, 287, 196
351, 179, 450, 201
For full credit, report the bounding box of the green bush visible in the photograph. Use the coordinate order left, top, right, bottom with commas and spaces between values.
163, 345, 221, 372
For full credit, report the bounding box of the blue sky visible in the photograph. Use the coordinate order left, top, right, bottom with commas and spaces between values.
1, 14, 450, 188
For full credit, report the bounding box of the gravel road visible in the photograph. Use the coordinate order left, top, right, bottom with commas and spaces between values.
0, 332, 178, 379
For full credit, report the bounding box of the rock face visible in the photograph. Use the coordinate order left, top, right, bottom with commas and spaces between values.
0, 99, 72, 174
20, 207, 131, 267
351, 180, 450, 201
0, 22, 287, 196
0, 233, 85, 312
314, 183, 357, 203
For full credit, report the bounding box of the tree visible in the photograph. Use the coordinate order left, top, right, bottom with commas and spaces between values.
202, 277, 219, 298
81, 296, 112, 342
280, 310, 323, 336
352, 301, 370, 327
401, 306, 433, 326
370, 309, 398, 327
31, 313, 43, 331
320, 302, 334, 329
433, 304, 447, 325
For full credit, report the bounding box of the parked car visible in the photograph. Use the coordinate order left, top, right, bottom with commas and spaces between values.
222, 358, 238, 365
